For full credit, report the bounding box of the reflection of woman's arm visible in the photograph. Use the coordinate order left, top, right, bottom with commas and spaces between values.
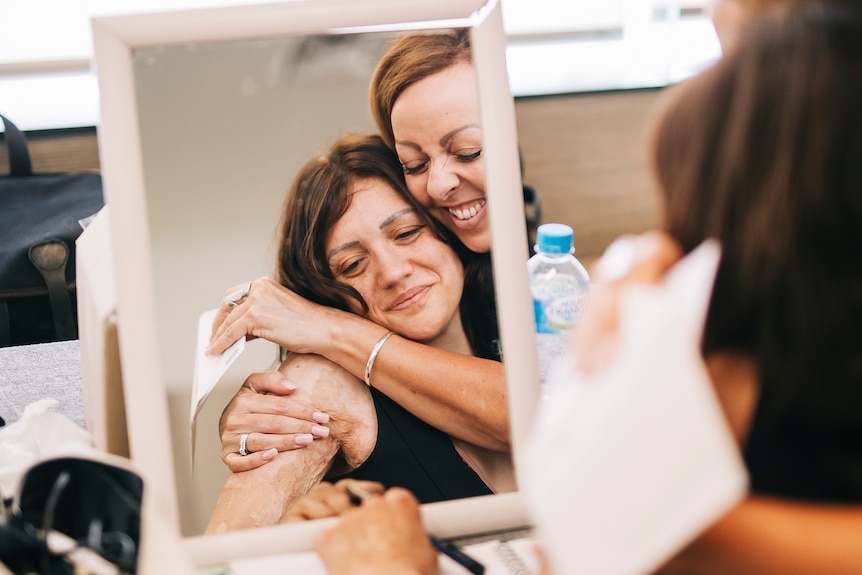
207, 354, 376, 533
657, 498, 862, 575
319, 310, 508, 452
209, 278, 509, 451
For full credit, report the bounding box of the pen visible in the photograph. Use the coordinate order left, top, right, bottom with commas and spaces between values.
344, 485, 486, 575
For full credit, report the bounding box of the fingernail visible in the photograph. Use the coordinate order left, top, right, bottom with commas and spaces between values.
311, 425, 330, 438
204, 344, 214, 356
313, 411, 330, 424
261, 448, 277, 461
295, 434, 314, 446
281, 379, 297, 391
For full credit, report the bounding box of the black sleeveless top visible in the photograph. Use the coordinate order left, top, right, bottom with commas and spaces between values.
743, 378, 862, 502
330, 387, 493, 504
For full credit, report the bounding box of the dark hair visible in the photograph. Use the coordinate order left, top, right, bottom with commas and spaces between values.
650, 2, 862, 418
276, 133, 499, 360
369, 28, 472, 149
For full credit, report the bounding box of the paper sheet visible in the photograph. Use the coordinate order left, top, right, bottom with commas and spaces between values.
523, 241, 748, 575
190, 308, 245, 458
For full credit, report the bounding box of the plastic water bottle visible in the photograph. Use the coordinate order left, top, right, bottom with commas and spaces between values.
528, 223, 590, 390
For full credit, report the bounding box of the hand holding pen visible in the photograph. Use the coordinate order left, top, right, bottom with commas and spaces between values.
346, 485, 485, 575
315, 484, 484, 575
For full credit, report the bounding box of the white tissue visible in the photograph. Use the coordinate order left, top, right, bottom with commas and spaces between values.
0, 398, 97, 499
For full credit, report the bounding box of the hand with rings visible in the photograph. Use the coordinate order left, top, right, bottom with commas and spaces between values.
223, 281, 251, 308
239, 433, 251, 456
220, 370, 332, 473
207, 277, 345, 357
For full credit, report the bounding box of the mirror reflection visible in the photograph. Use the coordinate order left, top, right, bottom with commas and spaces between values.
133, 27, 516, 537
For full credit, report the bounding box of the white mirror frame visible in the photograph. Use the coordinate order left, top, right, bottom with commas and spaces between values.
92, 0, 539, 569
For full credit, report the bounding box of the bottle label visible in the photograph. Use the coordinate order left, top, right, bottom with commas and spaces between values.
531, 274, 586, 333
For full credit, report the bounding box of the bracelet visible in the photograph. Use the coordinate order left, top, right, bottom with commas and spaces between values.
364, 331, 395, 387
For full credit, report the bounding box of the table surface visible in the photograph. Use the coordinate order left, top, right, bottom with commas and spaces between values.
0, 339, 85, 428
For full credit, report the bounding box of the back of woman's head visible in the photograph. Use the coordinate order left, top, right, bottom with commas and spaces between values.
370, 28, 472, 149
650, 2, 862, 409
276, 133, 440, 315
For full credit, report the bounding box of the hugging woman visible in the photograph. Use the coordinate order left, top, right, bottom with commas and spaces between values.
206, 134, 513, 533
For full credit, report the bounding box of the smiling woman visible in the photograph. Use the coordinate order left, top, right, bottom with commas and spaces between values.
206, 133, 513, 533
207, 30, 512, 492
325, 182, 466, 343
391, 62, 488, 253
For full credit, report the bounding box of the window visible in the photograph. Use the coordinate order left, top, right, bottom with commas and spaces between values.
503, 0, 721, 96
0, 0, 721, 129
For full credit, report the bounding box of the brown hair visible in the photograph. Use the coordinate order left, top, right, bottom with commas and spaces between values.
650, 2, 862, 415
369, 28, 472, 149
276, 134, 445, 315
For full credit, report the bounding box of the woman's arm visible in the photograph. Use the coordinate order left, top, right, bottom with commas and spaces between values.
323, 314, 508, 452
657, 497, 862, 575
209, 278, 509, 451
206, 353, 377, 533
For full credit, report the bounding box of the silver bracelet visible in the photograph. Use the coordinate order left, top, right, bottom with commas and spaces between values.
364, 331, 395, 387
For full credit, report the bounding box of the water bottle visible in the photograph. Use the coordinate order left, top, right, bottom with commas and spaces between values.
528, 223, 590, 389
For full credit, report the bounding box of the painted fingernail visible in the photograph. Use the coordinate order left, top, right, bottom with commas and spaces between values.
313, 411, 330, 424
261, 448, 277, 461
295, 434, 314, 446
311, 425, 330, 438
281, 379, 297, 391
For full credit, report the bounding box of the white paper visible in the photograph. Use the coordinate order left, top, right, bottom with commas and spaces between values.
191, 309, 246, 424
190, 308, 245, 459
523, 241, 748, 575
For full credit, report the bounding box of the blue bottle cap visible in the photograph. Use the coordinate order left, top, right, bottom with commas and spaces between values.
536, 223, 574, 255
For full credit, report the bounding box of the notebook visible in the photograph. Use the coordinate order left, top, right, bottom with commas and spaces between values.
228, 536, 542, 575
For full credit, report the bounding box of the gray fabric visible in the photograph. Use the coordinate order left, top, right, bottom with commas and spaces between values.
0, 340, 84, 427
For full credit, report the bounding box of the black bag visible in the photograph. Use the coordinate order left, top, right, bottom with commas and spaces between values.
0, 114, 104, 347
0, 456, 143, 574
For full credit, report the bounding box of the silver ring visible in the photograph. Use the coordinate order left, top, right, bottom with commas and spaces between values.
223, 282, 252, 308
239, 433, 250, 456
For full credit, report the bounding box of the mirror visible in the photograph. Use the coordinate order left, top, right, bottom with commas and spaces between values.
134, 30, 401, 535
92, 0, 539, 568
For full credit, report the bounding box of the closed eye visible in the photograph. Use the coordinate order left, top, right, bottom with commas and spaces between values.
395, 225, 425, 241
455, 149, 481, 163
335, 257, 366, 278
403, 160, 428, 176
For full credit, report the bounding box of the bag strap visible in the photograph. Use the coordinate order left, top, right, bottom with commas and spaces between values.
0, 113, 34, 177
28, 241, 76, 341
0, 299, 9, 347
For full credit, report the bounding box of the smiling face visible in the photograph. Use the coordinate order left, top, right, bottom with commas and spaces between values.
390, 62, 490, 254
325, 176, 466, 344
